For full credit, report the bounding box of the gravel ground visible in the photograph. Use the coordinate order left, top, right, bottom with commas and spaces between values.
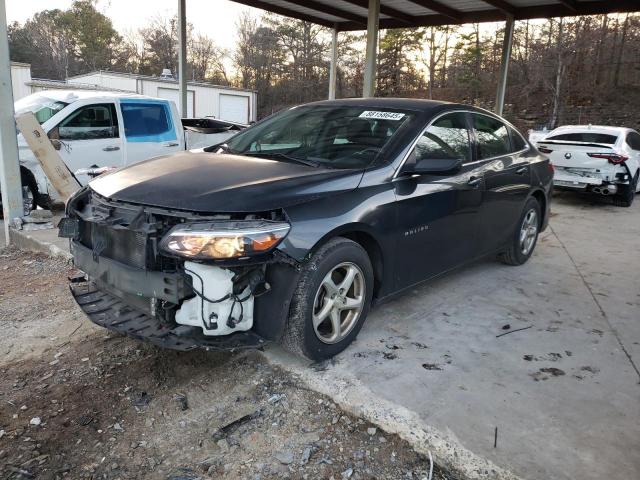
0, 248, 455, 480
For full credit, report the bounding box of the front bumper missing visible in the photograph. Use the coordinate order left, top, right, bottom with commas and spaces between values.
70, 280, 269, 352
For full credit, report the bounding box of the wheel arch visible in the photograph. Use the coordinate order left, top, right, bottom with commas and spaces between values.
529, 188, 548, 229
307, 224, 385, 300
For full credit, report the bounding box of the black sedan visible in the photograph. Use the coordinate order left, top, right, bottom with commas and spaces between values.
62, 99, 553, 361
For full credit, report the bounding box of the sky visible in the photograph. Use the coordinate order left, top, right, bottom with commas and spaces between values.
6, 0, 256, 51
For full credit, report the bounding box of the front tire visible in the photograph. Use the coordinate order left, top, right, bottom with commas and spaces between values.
498, 197, 541, 266
20, 168, 38, 214
281, 237, 374, 361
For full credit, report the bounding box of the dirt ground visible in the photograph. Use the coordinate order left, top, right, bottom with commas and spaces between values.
0, 248, 453, 480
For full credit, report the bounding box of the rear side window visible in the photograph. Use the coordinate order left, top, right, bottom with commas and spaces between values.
546, 132, 618, 144
57, 104, 118, 140
625, 132, 640, 151
473, 114, 511, 159
413, 112, 471, 164
120, 101, 176, 142
510, 127, 527, 151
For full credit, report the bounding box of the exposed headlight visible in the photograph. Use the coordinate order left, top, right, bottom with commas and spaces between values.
160, 220, 290, 260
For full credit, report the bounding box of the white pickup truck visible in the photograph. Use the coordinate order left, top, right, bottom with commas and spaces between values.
12, 90, 245, 210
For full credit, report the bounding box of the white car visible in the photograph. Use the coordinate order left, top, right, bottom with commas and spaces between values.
536, 125, 640, 207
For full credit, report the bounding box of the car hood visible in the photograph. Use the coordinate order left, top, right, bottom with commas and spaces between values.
89, 151, 364, 212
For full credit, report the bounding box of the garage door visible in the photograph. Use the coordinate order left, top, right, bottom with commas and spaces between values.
219, 94, 249, 124
157, 87, 194, 118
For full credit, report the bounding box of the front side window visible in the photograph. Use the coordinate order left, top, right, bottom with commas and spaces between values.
473, 114, 511, 159
225, 106, 415, 169
412, 112, 471, 164
57, 104, 118, 141
121, 101, 176, 142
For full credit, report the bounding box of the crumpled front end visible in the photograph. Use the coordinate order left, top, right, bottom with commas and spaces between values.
62, 187, 300, 352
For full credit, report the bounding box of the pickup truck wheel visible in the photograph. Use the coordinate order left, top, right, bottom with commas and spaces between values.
613, 173, 637, 207
282, 237, 374, 362
20, 168, 38, 214
498, 197, 541, 266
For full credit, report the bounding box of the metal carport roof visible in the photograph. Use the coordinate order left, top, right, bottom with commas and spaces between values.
229, 0, 640, 30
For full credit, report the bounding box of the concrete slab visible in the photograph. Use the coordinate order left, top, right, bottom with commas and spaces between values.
268, 191, 640, 480
2, 214, 71, 259
4, 192, 639, 480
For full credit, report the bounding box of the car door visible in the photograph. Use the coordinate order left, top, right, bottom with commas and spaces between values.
393, 111, 484, 290
51, 103, 123, 185
472, 113, 531, 254
119, 99, 183, 165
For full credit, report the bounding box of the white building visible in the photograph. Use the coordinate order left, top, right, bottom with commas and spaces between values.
68, 71, 257, 124
10, 63, 257, 124
10, 62, 34, 100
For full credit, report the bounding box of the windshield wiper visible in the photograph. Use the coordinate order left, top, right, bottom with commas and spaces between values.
204, 143, 236, 154
243, 151, 321, 168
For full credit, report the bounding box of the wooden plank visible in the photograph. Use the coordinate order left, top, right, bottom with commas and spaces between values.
282, 0, 367, 24
228, 0, 335, 27
405, 0, 463, 21
479, 0, 517, 16
15, 112, 81, 202
341, 0, 416, 25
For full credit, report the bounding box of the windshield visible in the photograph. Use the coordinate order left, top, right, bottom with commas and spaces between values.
224, 105, 414, 169
15, 95, 70, 124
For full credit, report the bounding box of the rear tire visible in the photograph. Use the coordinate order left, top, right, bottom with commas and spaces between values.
613, 173, 637, 207
498, 197, 541, 266
281, 237, 374, 362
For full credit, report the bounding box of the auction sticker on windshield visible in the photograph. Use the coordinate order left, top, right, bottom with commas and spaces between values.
359, 111, 405, 121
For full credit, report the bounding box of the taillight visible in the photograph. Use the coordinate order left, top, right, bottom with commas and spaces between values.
548, 161, 554, 173
587, 152, 628, 164
538, 146, 553, 154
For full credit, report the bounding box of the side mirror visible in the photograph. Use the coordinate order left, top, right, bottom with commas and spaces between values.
408, 157, 463, 175
48, 126, 59, 140
48, 127, 62, 150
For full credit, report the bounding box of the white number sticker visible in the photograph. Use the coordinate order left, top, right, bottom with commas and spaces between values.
358, 111, 405, 121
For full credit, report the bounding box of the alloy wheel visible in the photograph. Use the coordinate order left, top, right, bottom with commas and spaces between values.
312, 262, 365, 344
519, 209, 538, 255
22, 186, 34, 216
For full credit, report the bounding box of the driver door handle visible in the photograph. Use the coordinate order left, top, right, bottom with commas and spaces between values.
102, 146, 120, 152
467, 176, 482, 187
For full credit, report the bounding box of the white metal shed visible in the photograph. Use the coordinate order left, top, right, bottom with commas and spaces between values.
67, 71, 257, 123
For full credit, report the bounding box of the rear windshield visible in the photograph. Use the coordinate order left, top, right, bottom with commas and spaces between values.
224, 105, 415, 169
546, 132, 618, 144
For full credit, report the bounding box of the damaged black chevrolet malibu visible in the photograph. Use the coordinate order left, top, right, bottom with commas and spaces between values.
61, 99, 553, 361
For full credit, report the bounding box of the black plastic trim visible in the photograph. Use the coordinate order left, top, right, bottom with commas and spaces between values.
70, 281, 269, 352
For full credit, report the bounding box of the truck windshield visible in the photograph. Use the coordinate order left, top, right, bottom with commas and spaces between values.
15, 95, 69, 124
225, 105, 414, 169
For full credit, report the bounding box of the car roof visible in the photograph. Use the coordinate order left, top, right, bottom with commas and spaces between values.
23, 90, 161, 103
304, 97, 455, 112
299, 97, 509, 119
547, 125, 632, 136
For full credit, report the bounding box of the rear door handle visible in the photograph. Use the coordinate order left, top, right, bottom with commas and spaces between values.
467, 176, 482, 187
162, 141, 180, 147
102, 146, 120, 152
515, 166, 528, 175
